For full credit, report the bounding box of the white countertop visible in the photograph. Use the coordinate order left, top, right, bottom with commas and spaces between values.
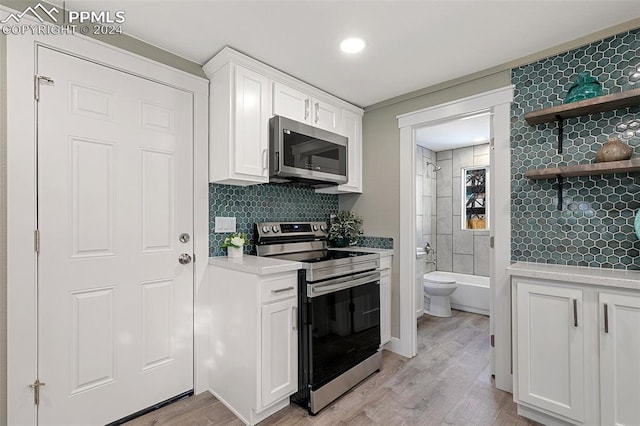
330, 247, 394, 257
507, 261, 640, 290
209, 255, 302, 276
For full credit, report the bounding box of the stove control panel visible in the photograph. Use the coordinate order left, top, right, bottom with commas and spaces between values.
255, 221, 328, 240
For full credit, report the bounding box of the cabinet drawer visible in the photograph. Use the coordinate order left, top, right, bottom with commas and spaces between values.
261, 274, 298, 303
379, 256, 392, 271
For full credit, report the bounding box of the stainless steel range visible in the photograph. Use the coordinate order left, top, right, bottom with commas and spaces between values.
255, 221, 382, 415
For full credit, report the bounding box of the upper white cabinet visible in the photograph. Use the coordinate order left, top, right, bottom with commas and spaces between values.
204, 48, 363, 191
207, 62, 270, 185
272, 82, 341, 133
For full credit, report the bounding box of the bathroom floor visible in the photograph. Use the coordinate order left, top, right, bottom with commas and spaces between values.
126, 310, 539, 425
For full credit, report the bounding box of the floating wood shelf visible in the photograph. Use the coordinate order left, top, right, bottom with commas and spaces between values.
525, 158, 640, 180
524, 88, 640, 125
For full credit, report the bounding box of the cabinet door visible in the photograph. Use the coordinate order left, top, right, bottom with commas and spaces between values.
260, 297, 298, 409
516, 282, 585, 422
600, 292, 640, 426
415, 259, 425, 318
311, 99, 341, 133
380, 269, 391, 345
273, 82, 310, 123
234, 65, 270, 181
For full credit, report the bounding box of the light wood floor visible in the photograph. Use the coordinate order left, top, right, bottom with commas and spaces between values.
125, 310, 539, 425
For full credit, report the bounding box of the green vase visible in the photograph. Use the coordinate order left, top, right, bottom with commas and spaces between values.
333, 238, 349, 248
564, 72, 603, 103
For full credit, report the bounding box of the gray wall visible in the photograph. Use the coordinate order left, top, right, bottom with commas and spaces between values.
435, 144, 490, 277
340, 72, 510, 338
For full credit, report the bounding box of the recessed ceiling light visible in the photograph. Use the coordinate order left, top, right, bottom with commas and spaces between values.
340, 38, 365, 54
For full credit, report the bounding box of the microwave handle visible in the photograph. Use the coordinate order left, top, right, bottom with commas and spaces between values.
274, 151, 279, 172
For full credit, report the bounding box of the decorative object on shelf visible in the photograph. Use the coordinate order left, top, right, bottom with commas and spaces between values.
221, 232, 248, 258
564, 72, 603, 104
635, 209, 640, 240
329, 211, 363, 247
595, 137, 633, 162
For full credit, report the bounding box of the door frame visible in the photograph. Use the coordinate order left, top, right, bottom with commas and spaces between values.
4, 17, 209, 425
395, 86, 513, 391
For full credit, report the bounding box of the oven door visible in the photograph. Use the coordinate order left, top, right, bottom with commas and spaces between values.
307, 271, 380, 389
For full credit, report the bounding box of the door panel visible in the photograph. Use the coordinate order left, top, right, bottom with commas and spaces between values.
37, 46, 194, 425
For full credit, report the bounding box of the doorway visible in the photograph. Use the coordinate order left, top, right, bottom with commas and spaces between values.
396, 86, 514, 392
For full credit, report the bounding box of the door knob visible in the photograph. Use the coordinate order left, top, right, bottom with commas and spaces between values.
178, 253, 192, 265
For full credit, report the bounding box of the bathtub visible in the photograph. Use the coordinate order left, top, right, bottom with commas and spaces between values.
423, 271, 490, 316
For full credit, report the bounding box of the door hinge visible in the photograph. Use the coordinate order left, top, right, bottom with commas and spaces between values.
192, 253, 196, 263
34, 229, 40, 253
34, 75, 54, 101
29, 379, 46, 406
490, 334, 495, 347
490, 236, 494, 249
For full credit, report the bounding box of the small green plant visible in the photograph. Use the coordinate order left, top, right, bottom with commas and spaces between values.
221, 232, 249, 249
329, 211, 363, 246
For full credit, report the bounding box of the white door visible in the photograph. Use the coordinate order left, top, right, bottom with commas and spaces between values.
36, 46, 194, 425
600, 292, 640, 426
311, 99, 341, 133
515, 281, 585, 422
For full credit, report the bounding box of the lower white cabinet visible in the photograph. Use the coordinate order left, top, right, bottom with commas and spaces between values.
599, 292, 640, 426
379, 255, 393, 345
515, 281, 585, 423
209, 266, 298, 425
415, 254, 425, 317
512, 277, 640, 426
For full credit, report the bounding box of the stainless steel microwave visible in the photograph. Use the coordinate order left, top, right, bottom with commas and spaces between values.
269, 115, 348, 186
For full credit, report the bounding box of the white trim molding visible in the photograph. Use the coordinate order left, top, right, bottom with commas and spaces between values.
4, 18, 209, 424
396, 85, 514, 391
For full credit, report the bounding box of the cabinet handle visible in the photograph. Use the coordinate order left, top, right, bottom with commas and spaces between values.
292, 306, 297, 331
604, 303, 609, 333
314, 102, 320, 123
304, 99, 310, 120
271, 286, 294, 294
573, 299, 578, 327
261, 148, 268, 171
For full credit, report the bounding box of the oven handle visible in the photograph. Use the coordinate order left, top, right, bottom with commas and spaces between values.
309, 271, 380, 297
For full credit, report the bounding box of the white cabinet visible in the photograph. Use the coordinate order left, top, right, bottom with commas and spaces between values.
260, 297, 297, 409
207, 62, 271, 185
379, 255, 393, 345
316, 108, 363, 194
204, 48, 363, 190
512, 276, 640, 426
209, 266, 298, 425
515, 281, 585, 423
599, 292, 640, 426
272, 82, 341, 133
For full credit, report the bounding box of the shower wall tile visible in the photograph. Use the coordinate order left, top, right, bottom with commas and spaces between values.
453, 254, 475, 275
436, 234, 453, 272
423, 174, 432, 196
474, 144, 490, 156
416, 175, 423, 214
452, 176, 461, 219
437, 149, 453, 160
474, 154, 490, 166
452, 146, 474, 173
474, 235, 490, 276
453, 227, 474, 255
436, 159, 453, 197
436, 197, 453, 235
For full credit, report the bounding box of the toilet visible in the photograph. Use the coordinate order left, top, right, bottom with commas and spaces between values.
423, 274, 458, 317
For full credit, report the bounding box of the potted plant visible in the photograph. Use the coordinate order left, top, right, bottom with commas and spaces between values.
221, 232, 249, 258
329, 211, 363, 247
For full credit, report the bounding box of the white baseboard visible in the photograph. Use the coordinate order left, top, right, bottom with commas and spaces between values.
383, 337, 403, 355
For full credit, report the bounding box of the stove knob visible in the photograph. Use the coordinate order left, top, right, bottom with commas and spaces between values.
262, 225, 270, 233
272, 225, 279, 233
320, 224, 327, 231
313, 225, 319, 231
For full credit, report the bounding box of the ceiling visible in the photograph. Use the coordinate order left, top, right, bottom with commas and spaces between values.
53, 1, 639, 107
416, 112, 491, 152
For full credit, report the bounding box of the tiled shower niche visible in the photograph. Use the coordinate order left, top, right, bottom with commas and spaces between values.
511, 28, 640, 270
